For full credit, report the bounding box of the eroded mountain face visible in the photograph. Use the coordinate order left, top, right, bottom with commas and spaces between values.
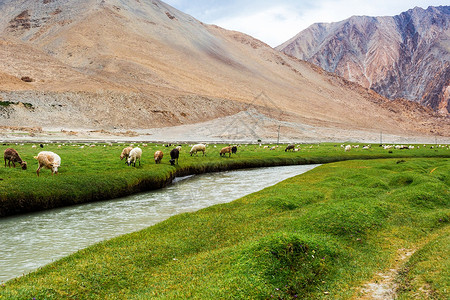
0, 0, 448, 140
277, 6, 450, 115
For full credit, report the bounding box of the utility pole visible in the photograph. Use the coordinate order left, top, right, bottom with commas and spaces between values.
277, 124, 281, 145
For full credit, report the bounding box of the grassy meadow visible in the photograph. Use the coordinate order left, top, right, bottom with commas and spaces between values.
1, 142, 449, 217
0, 156, 448, 299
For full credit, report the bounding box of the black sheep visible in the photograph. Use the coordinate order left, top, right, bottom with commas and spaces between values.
169, 148, 179, 165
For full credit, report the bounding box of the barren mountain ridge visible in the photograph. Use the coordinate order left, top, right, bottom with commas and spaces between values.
0, 0, 448, 142
277, 6, 450, 115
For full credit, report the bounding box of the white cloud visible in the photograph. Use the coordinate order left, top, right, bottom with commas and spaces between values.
165, 0, 449, 47
213, 6, 305, 47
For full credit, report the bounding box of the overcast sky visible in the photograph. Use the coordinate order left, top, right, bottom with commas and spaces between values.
163, 0, 448, 47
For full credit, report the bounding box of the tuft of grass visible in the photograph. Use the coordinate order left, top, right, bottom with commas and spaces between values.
396, 226, 450, 300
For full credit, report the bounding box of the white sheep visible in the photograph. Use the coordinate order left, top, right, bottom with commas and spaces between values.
345, 145, 351, 152
34, 151, 61, 176
190, 144, 206, 156
175, 146, 182, 151
127, 147, 142, 167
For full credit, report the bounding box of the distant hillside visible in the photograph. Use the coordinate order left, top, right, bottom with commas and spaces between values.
0, 0, 448, 141
277, 6, 450, 115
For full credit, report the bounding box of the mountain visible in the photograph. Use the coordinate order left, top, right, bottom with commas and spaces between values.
277, 6, 450, 115
0, 0, 448, 142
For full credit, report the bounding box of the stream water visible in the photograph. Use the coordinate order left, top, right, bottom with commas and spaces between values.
0, 164, 319, 283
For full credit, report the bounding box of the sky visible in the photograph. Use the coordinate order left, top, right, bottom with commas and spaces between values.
163, 0, 449, 47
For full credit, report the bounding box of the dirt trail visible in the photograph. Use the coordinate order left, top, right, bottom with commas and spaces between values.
358, 248, 416, 299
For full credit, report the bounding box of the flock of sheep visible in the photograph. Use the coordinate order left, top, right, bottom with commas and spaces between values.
118, 144, 239, 166
3, 142, 447, 176
1, 143, 237, 176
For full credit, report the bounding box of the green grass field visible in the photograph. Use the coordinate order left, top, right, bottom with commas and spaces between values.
1, 142, 448, 217
0, 143, 449, 299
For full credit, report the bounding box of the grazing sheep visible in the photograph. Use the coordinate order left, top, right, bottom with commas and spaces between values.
231, 145, 238, 154
220, 146, 232, 157
34, 151, 60, 176
270, 146, 276, 150
175, 145, 182, 151
127, 147, 142, 167
345, 145, 351, 152
190, 144, 206, 156
169, 148, 179, 165
154, 150, 164, 164
4, 148, 27, 170
285, 144, 295, 152
120, 146, 133, 163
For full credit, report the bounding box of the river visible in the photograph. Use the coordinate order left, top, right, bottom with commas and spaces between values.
0, 164, 319, 283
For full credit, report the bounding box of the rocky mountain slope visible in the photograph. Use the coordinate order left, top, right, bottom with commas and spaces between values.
277, 6, 450, 115
0, 0, 448, 142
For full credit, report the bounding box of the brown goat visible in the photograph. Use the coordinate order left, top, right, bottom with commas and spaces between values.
120, 146, 133, 163
4, 148, 27, 170
154, 150, 163, 164
220, 146, 232, 157
285, 144, 295, 152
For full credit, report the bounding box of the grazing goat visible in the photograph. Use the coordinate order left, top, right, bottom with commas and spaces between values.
169, 148, 179, 165
285, 144, 295, 152
120, 146, 133, 163
190, 144, 206, 156
4, 148, 27, 170
231, 145, 238, 154
34, 151, 61, 176
154, 150, 163, 164
220, 146, 232, 157
127, 147, 142, 167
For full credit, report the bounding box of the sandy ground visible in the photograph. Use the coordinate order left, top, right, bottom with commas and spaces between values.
1, 111, 448, 144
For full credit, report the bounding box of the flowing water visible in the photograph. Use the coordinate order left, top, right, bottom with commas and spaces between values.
0, 164, 319, 283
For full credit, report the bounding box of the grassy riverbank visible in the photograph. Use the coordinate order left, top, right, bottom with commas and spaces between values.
1, 158, 448, 299
1, 142, 449, 217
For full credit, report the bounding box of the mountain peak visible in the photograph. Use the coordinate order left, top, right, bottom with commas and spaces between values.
278, 6, 450, 114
